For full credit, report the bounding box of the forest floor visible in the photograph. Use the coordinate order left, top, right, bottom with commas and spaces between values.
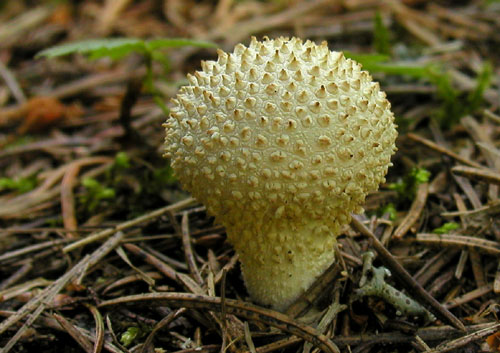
1, 1, 500, 352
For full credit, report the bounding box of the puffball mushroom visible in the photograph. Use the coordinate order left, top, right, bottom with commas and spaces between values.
163, 37, 397, 311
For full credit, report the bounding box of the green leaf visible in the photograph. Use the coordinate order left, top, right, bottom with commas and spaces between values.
0, 176, 37, 193
80, 177, 115, 212
82, 177, 100, 189
114, 151, 131, 169
120, 327, 141, 347
36, 37, 216, 60
0, 178, 16, 189
345, 52, 429, 78
379, 203, 397, 221
412, 167, 431, 184
145, 38, 216, 51
433, 222, 460, 234
98, 188, 115, 199
388, 167, 431, 201
344, 52, 390, 66
36, 38, 147, 60
153, 166, 177, 185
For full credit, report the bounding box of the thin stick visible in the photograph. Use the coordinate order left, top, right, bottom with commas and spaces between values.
140, 308, 187, 353
443, 283, 493, 309
181, 212, 203, 285
407, 133, 483, 169
53, 313, 94, 353
0, 6, 52, 46
495, 259, 500, 294
61, 163, 81, 239
63, 197, 195, 253
415, 233, 500, 256
122, 243, 179, 281
332, 322, 498, 348
0, 60, 26, 104
0, 238, 70, 263
451, 165, 500, 186
0, 262, 33, 290
426, 322, 500, 353
256, 336, 303, 353
393, 183, 428, 239
85, 304, 105, 353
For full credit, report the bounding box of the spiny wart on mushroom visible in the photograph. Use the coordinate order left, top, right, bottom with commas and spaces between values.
163, 36, 398, 311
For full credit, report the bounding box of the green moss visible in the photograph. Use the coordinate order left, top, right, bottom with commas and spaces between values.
120, 326, 147, 347
114, 151, 131, 169
433, 222, 460, 234
378, 203, 397, 221
0, 176, 38, 194
79, 178, 116, 212
388, 167, 430, 201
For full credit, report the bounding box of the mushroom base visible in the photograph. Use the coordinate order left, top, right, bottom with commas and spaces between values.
228, 218, 337, 311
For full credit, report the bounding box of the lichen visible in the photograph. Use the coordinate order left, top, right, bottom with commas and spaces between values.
354, 252, 435, 323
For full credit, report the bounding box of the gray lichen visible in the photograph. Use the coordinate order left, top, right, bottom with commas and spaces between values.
354, 251, 435, 323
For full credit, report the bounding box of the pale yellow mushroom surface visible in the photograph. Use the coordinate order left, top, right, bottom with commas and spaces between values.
164, 37, 397, 310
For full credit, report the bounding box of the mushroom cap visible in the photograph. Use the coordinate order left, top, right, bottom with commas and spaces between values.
164, 37, 397, 232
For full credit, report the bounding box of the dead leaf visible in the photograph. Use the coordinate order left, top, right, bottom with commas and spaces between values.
16, 96, 82, 134
49, 4, 73, 26
486, 330, 500, 352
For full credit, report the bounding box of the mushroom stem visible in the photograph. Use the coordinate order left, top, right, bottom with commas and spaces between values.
227, 217, 338, 311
